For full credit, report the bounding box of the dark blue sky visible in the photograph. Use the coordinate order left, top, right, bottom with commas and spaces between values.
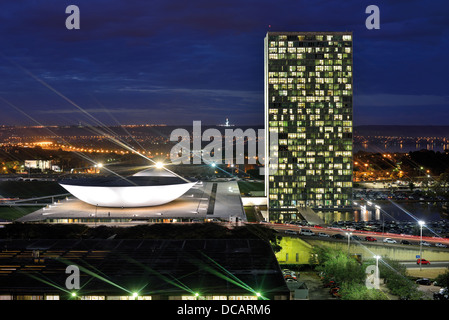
0, 0, 448, 126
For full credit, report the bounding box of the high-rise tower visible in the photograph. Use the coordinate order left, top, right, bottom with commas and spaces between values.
264, 32, 353, 221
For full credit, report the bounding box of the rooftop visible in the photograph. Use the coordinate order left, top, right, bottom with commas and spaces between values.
0, 238, 289, 300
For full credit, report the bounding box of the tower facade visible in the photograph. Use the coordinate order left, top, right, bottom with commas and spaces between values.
264, 32, 353, 220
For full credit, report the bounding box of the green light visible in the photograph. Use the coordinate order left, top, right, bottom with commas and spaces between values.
194, 292, 200, 297
71, 292, 77, 297
132, 292, 139, 298
256, 292, 261, 297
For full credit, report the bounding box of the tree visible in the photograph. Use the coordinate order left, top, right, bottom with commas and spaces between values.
311, 247, 365, 286
339, 282, 388, 300
378, 258, 425, 300
434, 268, 449, 288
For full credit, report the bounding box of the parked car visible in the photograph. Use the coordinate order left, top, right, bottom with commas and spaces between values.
284, 230, 298, 235
400, 240, 412, 245
417, 259, 430, 265
318, 232, 330, 237
332, 234, 345, 239
416, 278, 432, 285
383, 238, 397, 244
433, 288, 449, 300
285, 278, 297, 283
300, 229, 315, 236
330, 287, 341, 298
435, 243, 448, 248
365, 236, 377, 242
283, 271, 297, 279
350, 235, 362, 241
420, 241, 431, 247
282, 269, 296, 276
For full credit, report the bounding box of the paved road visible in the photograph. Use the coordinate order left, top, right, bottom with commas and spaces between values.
299, 272, 334, 300
267, 223, 449, 250
401, 261, 449, 268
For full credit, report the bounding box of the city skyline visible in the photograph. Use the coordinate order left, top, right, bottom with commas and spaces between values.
0, 0, 448, 127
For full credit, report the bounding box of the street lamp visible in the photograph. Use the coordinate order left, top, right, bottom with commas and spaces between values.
346, 232, 352, 255
418, 220, 425, 270
373, 255, 381, 289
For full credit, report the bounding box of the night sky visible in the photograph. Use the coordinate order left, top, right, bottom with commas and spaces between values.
0, 0, 448, 126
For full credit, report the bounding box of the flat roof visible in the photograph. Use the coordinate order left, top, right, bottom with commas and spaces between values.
0, 238, 289, 299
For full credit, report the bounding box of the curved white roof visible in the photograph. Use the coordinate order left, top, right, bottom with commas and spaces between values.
59, 174, 196, 208
60, 182, 195, 208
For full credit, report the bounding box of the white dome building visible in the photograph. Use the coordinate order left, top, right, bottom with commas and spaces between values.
59, 168, 196, 208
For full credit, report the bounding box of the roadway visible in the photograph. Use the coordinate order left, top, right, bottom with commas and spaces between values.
268, 223, 449, 247
401, 261, 449, 269
264, 222, 449, 265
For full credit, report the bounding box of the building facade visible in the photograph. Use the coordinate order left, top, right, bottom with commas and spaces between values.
264, 32, 353, 220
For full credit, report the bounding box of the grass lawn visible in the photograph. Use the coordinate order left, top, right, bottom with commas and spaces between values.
237, 181, 264, 194
407, 268, 448, 279
0, 181, 66, 221
0, 181, 66, 198
0, 206, 44, 221
244, 206, 257, 222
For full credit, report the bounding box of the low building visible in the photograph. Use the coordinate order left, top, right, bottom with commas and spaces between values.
0, 238, 290, 300
24, 160, 60, 172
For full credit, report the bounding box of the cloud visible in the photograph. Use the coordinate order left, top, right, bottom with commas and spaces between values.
356, 94, 449, 107
119, 86, 263, 102
37, 107, 152, 115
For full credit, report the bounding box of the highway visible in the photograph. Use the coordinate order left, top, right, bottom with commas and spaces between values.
264, 222, 449, 251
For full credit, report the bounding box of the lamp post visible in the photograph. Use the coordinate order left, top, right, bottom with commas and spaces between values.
374, 255, 381, 289
418, 220, 425, 270
346, 232, 352, 256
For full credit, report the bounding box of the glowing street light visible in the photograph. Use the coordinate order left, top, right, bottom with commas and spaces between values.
374, 255, 381, 273
418, 220, 425, 270
373, 255, 381, 289
155, 162, 164, 169
345, 232, 352, 255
